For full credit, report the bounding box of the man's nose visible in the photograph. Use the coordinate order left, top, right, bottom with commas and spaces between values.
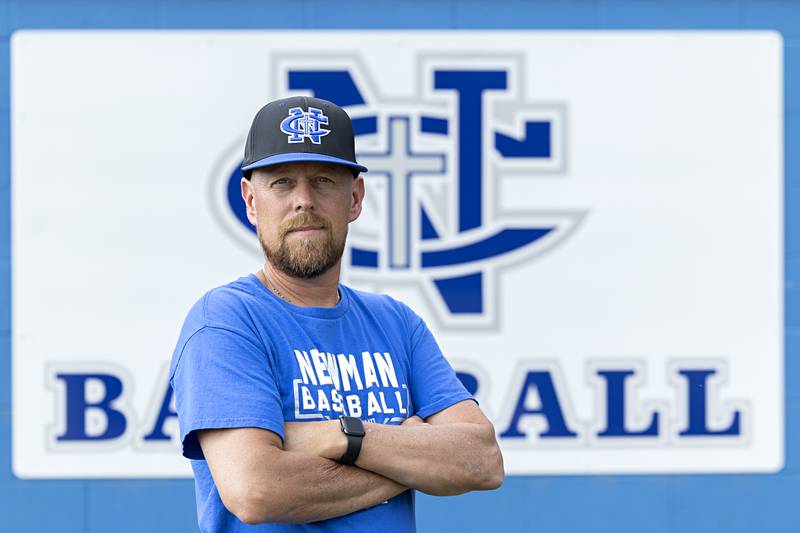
292, 179, 315, 211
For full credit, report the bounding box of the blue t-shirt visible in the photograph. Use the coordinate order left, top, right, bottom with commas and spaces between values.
169, 274, 472, 533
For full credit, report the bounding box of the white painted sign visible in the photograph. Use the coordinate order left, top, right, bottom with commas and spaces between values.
12, 31, 783, 477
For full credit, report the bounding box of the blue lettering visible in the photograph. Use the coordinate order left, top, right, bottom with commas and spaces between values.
679, 369, 741, 436
596, 370, 659, 437
142, 384, 177, 441
500, 371, 577, 439
434, 70, 507, 232
56, 373, 127, 441
456, 371, 479, 396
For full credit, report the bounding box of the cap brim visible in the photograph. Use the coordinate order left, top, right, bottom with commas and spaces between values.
241, 153, 368, 174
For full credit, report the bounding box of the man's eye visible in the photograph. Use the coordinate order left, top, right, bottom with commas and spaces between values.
317, 176, 334, 183
271, 178, 290, 186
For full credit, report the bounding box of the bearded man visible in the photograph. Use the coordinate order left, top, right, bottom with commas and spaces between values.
169, 96, 504, 533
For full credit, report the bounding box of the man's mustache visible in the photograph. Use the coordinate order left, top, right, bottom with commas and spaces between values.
280, 212, 331, 237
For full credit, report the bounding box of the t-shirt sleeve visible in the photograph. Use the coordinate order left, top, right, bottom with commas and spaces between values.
170, 325, 285, 460
406, 310, 474, 420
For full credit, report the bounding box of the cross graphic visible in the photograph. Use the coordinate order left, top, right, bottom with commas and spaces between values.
357, 117, 446, 268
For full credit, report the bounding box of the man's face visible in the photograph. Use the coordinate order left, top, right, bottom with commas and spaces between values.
242, 161, 365, 279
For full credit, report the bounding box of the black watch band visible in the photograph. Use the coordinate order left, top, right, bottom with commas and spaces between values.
339, 416, 365, 465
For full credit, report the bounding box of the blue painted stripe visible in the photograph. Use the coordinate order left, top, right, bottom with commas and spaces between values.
421, 116, 448, 135
351, 247, 378, 267
420, 206, 439, 240
352, 116, 378, 136
288, 71, 366, 107
433, 272, 483, 313
495, 121, 551, 158
421, 228, 552, 268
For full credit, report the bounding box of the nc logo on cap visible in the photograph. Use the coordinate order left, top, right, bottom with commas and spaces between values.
280, 106, 331, 144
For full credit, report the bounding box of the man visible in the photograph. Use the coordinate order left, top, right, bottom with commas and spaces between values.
170, 96, 504, 532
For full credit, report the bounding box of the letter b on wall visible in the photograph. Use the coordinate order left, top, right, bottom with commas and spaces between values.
56, 373, 127, 441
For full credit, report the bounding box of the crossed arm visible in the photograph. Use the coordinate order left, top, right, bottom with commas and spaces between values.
198, 400, 504, 525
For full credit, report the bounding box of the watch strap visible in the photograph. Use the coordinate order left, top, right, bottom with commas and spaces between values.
339, 432, 363, 465
339, 417, 365, 465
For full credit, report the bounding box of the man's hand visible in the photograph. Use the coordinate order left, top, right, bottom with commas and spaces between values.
401, 415, 427, 427
283, 420, 346, 461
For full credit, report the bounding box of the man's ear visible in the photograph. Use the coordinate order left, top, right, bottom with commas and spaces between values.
241, 177, 257, 226
348, 175, 365, 223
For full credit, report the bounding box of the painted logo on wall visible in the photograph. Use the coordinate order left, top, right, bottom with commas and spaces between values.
217, 56, 583, 327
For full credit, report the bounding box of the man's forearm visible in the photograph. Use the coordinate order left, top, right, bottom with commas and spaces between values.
246, 449, 407, 524
280, 402, 504, 499
198, 428, 407, 526
355, 420, 504, 496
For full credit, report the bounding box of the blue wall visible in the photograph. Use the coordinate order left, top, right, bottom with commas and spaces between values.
1, 1, 797, 531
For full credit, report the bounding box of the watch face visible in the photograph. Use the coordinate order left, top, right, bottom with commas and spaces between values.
340, 416, 366, 437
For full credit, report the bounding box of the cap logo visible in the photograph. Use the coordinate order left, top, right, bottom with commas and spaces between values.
280, 106, 331, 144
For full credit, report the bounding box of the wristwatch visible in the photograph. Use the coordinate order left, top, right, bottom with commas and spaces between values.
338, 416, 366, 465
